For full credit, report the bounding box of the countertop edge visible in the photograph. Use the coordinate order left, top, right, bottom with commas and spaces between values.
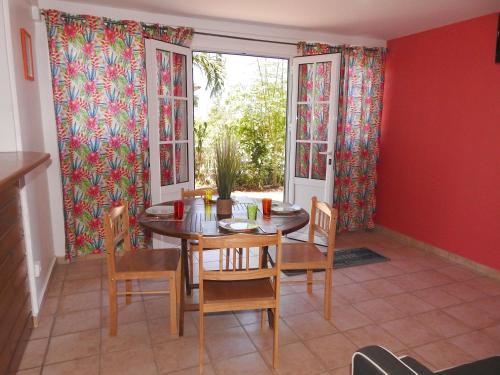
0, 152, 51, 191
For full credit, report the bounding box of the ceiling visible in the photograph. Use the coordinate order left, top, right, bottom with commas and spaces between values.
60, 0, 500, 40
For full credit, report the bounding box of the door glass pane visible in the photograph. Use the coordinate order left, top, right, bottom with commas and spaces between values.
295, 143, 310, 178
311, 143, 327, 180
315, 62, 331, 101
298, 63, 313, 102
172, 53, 187, 97
174, 100, 188, 140
159, 97, 172, 141
156, 49, 171, 96
160, 144, 174, 186
297, 104, 311, 140
312, 103, 329, 141
175, 143, 189, 183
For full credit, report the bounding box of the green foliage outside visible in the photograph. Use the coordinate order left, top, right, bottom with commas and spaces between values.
194, 55, 287, 190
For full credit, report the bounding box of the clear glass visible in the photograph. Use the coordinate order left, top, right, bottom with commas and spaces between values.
298, 63, 313, 102
314, 61, 331, 101
311, 143, 327, 180
173, 100, 188, 140
156, 49, 171, 96
312, 103, 329, 141
296, 104, 311, 140
295, 142, 310, 178
172, 53, 187, 97
160, 144, 174, 186
175, 143, 189, 183
159, 97, 172, 141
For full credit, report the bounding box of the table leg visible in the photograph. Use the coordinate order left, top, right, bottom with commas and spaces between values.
261, 246, 275, 329
182, 239, 191, 296
179, 239, 188, 336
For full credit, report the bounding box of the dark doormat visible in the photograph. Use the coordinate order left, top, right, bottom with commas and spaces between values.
282, 247, 390, 276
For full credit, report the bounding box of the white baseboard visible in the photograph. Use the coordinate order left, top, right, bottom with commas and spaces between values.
32, 255, 57, 324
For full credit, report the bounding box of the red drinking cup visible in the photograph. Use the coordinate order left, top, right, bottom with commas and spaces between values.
262, 198, 272, 218
174, 200, 184, 220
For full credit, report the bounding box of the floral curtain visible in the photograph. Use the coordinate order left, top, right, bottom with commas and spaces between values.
43, 10, 194, 258
298, 42, 387, 231
142, 23, 193, 46
44, 9, 151, 258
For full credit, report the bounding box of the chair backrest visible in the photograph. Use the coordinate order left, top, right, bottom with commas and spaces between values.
197, 231, 282, 284
181, 187, 215, 199
308, 196, 338, 265
104, 203, 131, 277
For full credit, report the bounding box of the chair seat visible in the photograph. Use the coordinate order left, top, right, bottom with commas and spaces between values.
116, 248, 180, 275
204, 278, 275, 304
281, 242, 327, 269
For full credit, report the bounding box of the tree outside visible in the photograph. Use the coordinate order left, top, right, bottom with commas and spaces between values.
193, 53, 288, 191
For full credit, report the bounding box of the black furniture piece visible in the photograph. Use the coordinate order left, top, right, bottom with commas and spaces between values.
352, 346, 500, 375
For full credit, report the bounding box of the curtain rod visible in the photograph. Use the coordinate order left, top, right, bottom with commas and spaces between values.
194, 31, 385, 51
194, 31, 297, 46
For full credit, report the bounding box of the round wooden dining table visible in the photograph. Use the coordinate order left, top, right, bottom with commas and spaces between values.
139, 196, 309, 335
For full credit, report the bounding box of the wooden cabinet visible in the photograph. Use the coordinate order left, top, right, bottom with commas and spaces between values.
0, 183, 31, 374
0, 152, 50, 373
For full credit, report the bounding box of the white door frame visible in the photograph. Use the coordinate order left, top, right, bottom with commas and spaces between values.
285, 53, 341, 207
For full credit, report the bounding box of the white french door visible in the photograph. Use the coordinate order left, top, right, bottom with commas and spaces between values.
145, 39, 195, 206
286, 53, 341, 211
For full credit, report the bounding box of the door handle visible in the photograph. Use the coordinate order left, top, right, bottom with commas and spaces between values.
318, 151, 333, 156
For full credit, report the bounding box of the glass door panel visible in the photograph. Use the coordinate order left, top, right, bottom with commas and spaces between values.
286, 53, 341, 209
146, 39, 194, 207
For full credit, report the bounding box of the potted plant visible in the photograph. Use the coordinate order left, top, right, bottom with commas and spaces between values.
214, 134, 240, 216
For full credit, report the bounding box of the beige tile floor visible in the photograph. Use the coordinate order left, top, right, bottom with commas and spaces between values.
12, 230, 500, 375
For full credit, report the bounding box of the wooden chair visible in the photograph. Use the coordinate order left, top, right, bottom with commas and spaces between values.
197, 231, 282, 369
104, 203, 181, 336
277, 196, 337, 320
181, 187, 217, 289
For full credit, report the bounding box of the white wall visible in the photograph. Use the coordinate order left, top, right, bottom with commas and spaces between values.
2, 0, 56, 316
0, 0, 17, 151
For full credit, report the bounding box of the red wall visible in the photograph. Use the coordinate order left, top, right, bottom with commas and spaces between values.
377, 13, 500, 270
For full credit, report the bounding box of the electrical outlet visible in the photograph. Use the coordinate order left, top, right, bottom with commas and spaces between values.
34, 261, 41, 278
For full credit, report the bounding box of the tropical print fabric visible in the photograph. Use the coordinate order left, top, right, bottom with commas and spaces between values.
298, 42, 386, 231
142, 23, 193, 46
43, 10, 194, 258
44, 10, 146, 258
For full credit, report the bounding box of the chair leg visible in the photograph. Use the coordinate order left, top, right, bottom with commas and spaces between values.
189, 249, 194, 286
176, 261, 181, 304
324, 268, 332, 320
125, 279, 132, 305
272, 305, 280, 369
199, 307, 205, 369
307, 270, 313, 294
169, 275, 178, 335
108, 279, 118, 336
261, 309, 266, 330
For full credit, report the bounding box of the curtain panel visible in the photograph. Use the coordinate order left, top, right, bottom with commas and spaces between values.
43, 9, 151, 258
298, 42, 387, 231
141, 23, 193, 46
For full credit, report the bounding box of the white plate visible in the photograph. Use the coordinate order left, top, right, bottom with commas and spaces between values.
271, 203, 301, 214
218, 218, 259, 233
145, 205, 174, 216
